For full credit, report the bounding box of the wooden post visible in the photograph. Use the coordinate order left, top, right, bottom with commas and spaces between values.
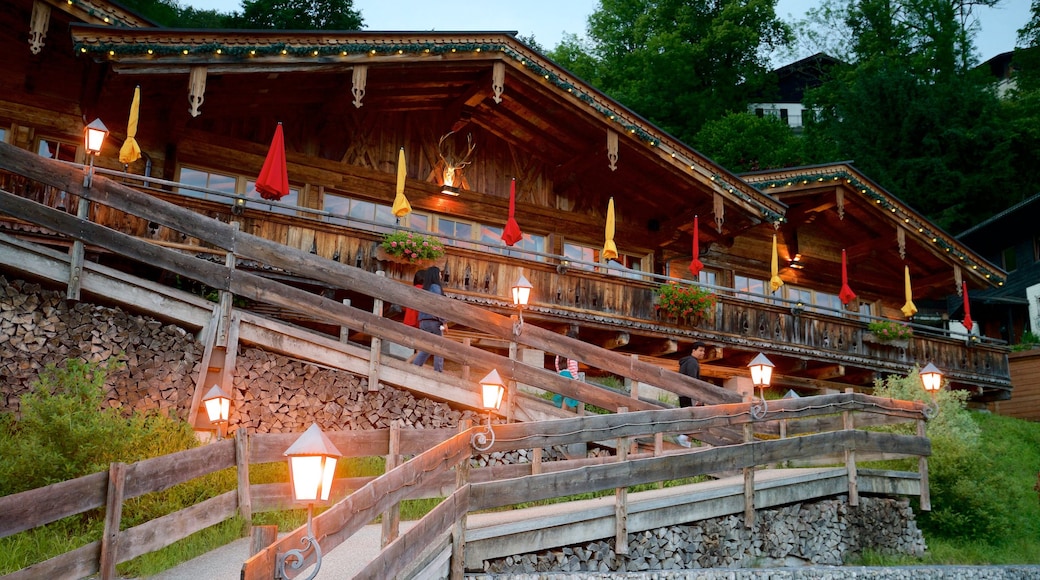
236, 428, 252, 528
844, 388, 858, 507
381, 423, 401, 547
918, 419, 931, 511
99, 462, 127, 580
461, 337, 472, 382
249, 526, 278, 556
507, 341, 518, 423
340, 298, 351, 343
628, 354, 640, 402
532, 446, 542, 475
743, 421, 755, 529
368, 272, 385, 392
451, 420, 472, 580
66, 196, 89, 300
614, 406, 629, 555
215, 222, 238, 348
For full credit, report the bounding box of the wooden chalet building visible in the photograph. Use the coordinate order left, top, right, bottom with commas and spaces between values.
0, 0, 1013, 407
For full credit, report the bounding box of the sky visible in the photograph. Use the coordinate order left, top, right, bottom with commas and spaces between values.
183, 0, 1032, 64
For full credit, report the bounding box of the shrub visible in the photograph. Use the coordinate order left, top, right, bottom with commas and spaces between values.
379, 231, 445, 263
654, 281, 715, 320
867, 319, 914, 341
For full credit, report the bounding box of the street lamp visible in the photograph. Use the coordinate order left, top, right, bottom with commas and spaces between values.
511, 270, 533, 335
747, 353, 774, 420
920, 362, 944, 418
83, 118, 109, 188
471, 369, 505, 452
201, 384, 231, 440
277, 424, 342, 580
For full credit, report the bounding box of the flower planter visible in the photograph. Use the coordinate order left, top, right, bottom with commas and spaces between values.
374, 246, 441, 269
863, 332, 909, 349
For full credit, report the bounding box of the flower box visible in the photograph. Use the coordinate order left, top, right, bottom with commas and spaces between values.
377, 231, 445, 267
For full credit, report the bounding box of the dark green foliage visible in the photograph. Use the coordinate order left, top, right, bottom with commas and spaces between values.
234, 0, 363, 30
693, 112, 805, 172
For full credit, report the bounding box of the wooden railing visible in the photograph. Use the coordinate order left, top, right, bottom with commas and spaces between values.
0, 158, 1010, 393
240, 392, 932, 579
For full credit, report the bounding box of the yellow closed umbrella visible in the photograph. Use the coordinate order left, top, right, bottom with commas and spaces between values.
901, 265, 918, 318
118, 85, 142, 166
391, 147, 412, 218
602, 197, 618, 260
769, 233, 784, 293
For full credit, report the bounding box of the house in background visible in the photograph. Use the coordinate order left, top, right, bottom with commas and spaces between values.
747, 52, 841, 131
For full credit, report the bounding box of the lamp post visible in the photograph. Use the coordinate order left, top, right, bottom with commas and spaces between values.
511, 270, 533, 335
747, 353, 774, 420
83, 118, 109, 188
201, 384, 231, 440
920, 362, 944, 418
277, 424, 342, 580
471, 369, 505, 452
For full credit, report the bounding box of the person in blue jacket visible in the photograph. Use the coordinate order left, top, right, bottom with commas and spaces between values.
412, 266, 446, 372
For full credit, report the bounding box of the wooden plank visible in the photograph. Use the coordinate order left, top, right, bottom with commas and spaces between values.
0, 471, 108, 538
468, 430, 929, 511
116, 492, 238, 563
236, 429, 253, 527
123, 439, 236, 499
356, 487, 469, 580
3, 541, 101, 580
99, 463, 127, 580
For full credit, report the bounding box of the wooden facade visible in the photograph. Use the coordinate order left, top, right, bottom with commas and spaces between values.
0, 0, 1012, 401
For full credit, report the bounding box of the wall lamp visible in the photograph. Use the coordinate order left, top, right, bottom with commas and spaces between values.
83, 118, 109, 188
511, 270, 533, 335
747, 353, 775, 420
277, 424, 342, 580
202, 384, 231, 440
440, 184, 461, 196
920, 362, 944, 418
471, 369, 505, 452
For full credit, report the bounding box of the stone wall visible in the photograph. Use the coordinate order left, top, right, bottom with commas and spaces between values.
467, 566, 1040, 579
480, 497, 926, 575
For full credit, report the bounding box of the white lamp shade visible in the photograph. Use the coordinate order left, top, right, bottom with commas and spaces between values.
289, 455, 338, 502
284, 424, 343, 502
511, 273, 533, 307
479, 369, 506, 410
202, 384, 231, 423
921, 363, 943, 393
747, 353, 774, 388
84, 118, 109, 155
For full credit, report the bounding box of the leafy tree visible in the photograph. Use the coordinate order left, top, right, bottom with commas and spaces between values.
801, 0, 1022, 232
552, 0, 792, 145
692, 112, 805, 172
234, 0, 363, 30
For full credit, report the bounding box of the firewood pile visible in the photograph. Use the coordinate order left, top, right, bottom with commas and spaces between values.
229, 348, 483, 433
0, 276, 202, 417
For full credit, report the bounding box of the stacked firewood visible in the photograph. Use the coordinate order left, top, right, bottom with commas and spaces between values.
0, 276, 203, 417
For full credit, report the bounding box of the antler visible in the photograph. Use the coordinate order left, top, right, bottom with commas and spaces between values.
438, 131, 477, 187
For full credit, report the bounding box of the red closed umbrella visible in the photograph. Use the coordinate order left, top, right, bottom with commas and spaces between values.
688, 215, 704, 277
256, 122, 289, 201
962, 281, 973, 332
501, 177, 523, 246
838, 249, 857, 305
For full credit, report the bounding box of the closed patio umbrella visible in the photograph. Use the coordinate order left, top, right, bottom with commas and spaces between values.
688, 215, 703, 277
962, 281, 973, 331
839, 249, 856, 305
769, 233, 783, 293
118, 85, 142, 166
391, 147, 412, 218
602, 197, 618, 260
901, 265, 918, 318
256, 122, 289, 201
501, 177, 522, 246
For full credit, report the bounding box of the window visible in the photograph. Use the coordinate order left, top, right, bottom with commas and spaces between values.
563, 243, 600, 271
37, 138, 78, 162
696, 269, 717, 286
734, 274, 770, 303
0, 127, 8, 144
324, 193, 395, 231
479, 225, 547, 261
779, 108, 789, 125
1003, 246, 1017, 272
437, 217, 476, 249
177, 166, 302, 215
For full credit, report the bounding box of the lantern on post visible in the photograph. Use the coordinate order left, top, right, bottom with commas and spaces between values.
511, 270, 533, 335
277, 424, 342, 580
201, 384, 231, 440
747, 353, 774, 420
472, 369, 505, 451
920, 362, 944, 418
83, 118, 109, 188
